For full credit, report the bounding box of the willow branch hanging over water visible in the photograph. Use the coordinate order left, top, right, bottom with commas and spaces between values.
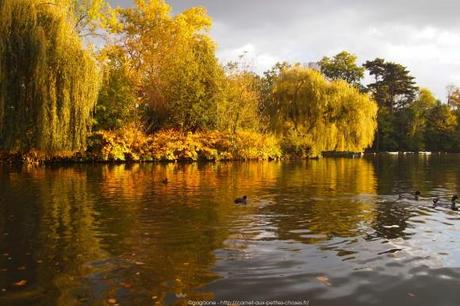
0, 0, 101, 153
270, 66, 378, 157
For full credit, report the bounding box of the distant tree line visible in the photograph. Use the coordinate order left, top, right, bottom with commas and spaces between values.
319, 51, 460, 152
0, 0, 457, 159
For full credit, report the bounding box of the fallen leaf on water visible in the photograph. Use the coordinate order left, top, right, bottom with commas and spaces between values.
14, 280, 27, 287
408, 293, 416, 297
120, 282, 132, 288
316, 275, 332, 287
135, 261, 144, 265
108, 298, 117, 304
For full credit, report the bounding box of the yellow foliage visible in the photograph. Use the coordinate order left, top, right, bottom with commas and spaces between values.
217, 62, 262, 133
272, 66, 377, 157
118, 0, 222, 131
86, 128, 282, 162
0, 0, 101, 153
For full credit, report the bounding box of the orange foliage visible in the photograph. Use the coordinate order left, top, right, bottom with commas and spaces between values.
85, 127, 282, 162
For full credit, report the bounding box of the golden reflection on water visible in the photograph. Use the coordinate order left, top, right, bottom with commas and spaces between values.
2, 156, 460, 305
0, 160, 378, 305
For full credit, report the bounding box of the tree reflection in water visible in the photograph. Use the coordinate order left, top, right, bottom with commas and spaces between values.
1, 156, 460, 305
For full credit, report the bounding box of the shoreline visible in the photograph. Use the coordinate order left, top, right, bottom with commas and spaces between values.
0, 151, 453, 165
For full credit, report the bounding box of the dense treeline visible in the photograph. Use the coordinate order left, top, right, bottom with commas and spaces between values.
1, 0, 457, 162
320, 51, 460, 152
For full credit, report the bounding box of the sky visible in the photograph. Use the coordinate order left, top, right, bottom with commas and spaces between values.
112, 0, 460, 100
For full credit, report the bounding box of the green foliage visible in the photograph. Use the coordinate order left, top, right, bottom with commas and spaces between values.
374, 87, 460, 153
375, 108, 398, 152
86, 128, 282, 161
364, 58, 418, 111
319, 51, 364, 87
269, 66, 377, 157
0, 0, 100, 153
364, 58, 419, 151
94, 46, 139, 130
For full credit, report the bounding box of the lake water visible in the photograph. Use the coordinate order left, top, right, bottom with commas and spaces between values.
1, 155, 460, 305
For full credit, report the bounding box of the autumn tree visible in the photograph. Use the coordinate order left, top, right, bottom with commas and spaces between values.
269, 66, 377, 157
115, 0, 223, 132
0, 0, 100, 153
217, 61, 262, 134
52, 0, 119, 37
259, 62, 291, 124
406, 88, 437, 151
319, 51, 365, 87
425, 102, 457, 151
447, 85, 460, 109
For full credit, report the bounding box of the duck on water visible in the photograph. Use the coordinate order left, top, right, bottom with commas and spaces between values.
397, 191, 459, 210
234, 195, 247, 204
397, 191, 421, 201
433, 195, 458, 211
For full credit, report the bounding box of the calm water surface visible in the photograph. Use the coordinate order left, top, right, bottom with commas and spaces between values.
1, 155, 460, 305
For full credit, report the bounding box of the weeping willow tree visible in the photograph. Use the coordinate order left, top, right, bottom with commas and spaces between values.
0, 0, 101, 154
270, 66, 377, 157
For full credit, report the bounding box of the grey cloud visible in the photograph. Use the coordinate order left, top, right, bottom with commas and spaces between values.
111, 0, 460, 98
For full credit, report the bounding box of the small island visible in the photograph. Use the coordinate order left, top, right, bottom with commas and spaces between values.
1, 0, 457, 164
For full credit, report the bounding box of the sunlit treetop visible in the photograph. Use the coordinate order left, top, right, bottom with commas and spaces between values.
319, 51, 365, 87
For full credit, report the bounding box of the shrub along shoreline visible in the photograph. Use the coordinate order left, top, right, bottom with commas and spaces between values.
0, 129, 286, 164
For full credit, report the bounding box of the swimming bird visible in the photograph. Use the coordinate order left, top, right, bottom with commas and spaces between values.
234, 195, 247, 204
397, 190, 421, 201
432, 194, 458, 210
453, 195, 459, 211
161, 177, 168, 185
